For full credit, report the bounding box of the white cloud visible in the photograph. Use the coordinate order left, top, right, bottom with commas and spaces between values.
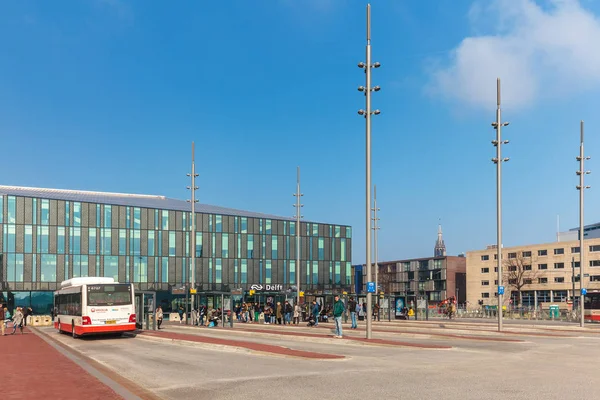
429, 0, 600, 110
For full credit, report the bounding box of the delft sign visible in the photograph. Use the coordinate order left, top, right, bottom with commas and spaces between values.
249, 284, 284, 292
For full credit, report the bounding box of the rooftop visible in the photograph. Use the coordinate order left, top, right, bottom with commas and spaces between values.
0, 185, 295, 221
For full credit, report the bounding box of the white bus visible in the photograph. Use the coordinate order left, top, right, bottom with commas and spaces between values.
54, 277, 136, 338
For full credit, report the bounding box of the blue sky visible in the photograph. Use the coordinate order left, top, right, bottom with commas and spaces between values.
2, 0, 600, 264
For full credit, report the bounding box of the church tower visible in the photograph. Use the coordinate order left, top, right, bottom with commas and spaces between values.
434, 223, 447, 257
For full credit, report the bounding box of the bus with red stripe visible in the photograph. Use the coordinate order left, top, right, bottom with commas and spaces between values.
584, 290, 600, 322
54, 277, 136, 337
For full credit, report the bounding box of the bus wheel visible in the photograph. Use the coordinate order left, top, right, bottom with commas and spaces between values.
71, 323, 78, 339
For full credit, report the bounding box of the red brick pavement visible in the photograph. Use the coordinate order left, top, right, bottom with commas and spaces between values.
1, 328, 122, 400
140, 330, 345, 359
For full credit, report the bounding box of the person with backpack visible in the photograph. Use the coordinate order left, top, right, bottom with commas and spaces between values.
11, 307, 24, 335
333, 295, 345, 338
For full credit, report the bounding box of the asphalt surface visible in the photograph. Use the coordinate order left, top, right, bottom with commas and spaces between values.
36, 320, 600, 400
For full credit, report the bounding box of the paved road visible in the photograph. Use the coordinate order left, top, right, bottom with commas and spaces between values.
35, 320, 600, 400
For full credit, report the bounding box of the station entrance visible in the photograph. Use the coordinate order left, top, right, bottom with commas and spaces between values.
134, 291, 157, 330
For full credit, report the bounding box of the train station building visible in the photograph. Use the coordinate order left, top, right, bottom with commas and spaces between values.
0, 186, 353, 314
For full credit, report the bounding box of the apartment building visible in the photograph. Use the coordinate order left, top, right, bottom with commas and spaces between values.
466, 238, 600, 308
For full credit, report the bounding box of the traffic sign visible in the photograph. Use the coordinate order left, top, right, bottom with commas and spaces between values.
498, 286, 505, 295
367, 282, 376, 293
582, 288, 587, 296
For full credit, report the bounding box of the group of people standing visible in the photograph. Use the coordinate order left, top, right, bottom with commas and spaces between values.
0, 303, 33, 335
235, 301, 301, 325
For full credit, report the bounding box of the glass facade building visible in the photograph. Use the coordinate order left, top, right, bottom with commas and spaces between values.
0, 186, 352, 314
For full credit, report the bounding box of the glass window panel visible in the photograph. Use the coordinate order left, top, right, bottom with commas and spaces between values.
241, 259, 247, 284
96, 204, 101, 226
148, 231, 155, 256
261, 235, 266, 259
134, 256, 148, 283
290, 222, 296, 236
346, 227, 352, 239
63, 256, 67, 280
41, 254, 56, 282
272, 236, 278, 259
313, 261, 318, 285
154, 210, 159, 228
70, 228, 81, 254
306, 261, 310, 285
89, 228, 97, 254
38, 226, 49, 253
33, 255, 38, 282
247, 235, 254, 258
237, 234, 241, 259
222, 233, 229, 258
345, 262, 352, 284
212, 233, 216, 258
341, 239, 346, 262
119, 229, 127, 256
132, 230, 141, 256
318, 238, 324, 260
169, 232, 176, 256
65, 202, 70, 226
25, 225, 33, 253
57, 227, 65, 254
0, 196, 3, 223
7, 196, 16, 223
312, 224, 318, 236
234, 259, 239, 284
162, 210, 169, 230
266, 260, 272, 284
104, 256, 119, 281
266, 220, 272, 234
104, 205, 112, 228
73, 202, 81, 227
216, 215, 222, 233
196, 232, 203, 257
241, 217, 248, 234
162, 257, 169, 283
4, 224, 15, 252
134, 208, 141, 229
335, 226, 341, 238
126, 206, 131, 228
234, 217, 239, 233
335, 261, 341, 285
102, 228, 111, 255
41, 199, 50, 225
216, 259, 222, 283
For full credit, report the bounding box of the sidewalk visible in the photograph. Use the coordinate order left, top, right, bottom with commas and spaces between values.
1, 328, 122, 400
139, 328, 345, 359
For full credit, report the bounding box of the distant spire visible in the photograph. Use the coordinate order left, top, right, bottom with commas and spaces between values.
434, 219, 447, 257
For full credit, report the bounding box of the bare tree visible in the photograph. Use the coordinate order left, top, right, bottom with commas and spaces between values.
377, 264, 396, 295
503, 254, 539, 306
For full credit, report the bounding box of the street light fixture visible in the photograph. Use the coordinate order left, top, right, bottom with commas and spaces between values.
576, 120, 591, 328
186, 142, 199, 326
293, 167, 304, 309
357, 3, 381, 340
491, 78, 509, 333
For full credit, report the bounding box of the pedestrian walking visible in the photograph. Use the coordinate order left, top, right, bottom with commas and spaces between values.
333, 295, 345, 338
276, 302, 283, 325
348, 296, 358, 329
311, 301, 320, 327
284, 301, 292, 325
178, 306, 184, 324
254, 303, 261, 324
22, 307, 32, 327
155, 306, 163, 329
11, 307, 24, 335
293, 302, 301, 325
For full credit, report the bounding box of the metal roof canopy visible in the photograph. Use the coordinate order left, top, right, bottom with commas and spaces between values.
0, 185, 296, 221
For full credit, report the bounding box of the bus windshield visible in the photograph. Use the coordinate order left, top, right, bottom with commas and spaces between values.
87, 284, 132, 306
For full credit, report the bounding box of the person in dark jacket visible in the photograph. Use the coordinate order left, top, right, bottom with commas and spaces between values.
22, 307, 32, 327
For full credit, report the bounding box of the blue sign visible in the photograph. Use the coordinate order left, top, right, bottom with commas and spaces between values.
582, 288, 587, 296
367, 282, 376, 293
498, 286, 505, 295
